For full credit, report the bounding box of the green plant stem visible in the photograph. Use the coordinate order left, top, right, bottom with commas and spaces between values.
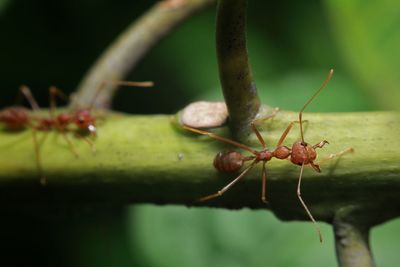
216, 0, 261, 140
333, 207, 375, 267
72, 0, 216, 109
1, 111, 399, 224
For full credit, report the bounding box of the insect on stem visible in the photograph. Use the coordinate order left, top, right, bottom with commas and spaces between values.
183, 68, 352, 242
1, 80, 154, 185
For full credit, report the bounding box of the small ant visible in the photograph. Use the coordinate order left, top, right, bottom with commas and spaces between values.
0, 80, 154, 185
39, 80, 154, 155
183, 69, 353, 242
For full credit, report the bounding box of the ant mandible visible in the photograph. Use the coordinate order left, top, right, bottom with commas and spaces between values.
183, 69, 353, 242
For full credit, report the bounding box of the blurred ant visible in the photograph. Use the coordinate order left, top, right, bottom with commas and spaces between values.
40, 80, 154, 155
183, 69, 353, 242
0, 80, 153, 185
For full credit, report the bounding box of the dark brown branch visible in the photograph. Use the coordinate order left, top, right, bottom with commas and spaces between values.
333, 207, 375, 267
216, 0, 261, 140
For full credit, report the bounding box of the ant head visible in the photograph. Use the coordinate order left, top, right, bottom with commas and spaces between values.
74, 109, 96, 135
290, 141, 317, 166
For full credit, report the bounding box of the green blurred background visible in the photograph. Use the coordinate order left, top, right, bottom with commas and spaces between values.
0, 0, 399, 266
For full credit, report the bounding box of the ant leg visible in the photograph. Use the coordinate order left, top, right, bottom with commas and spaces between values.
276, 121, 299, 147
198, 160, 258, 202
297, 163, 323, 242
250, 122, 266, 149
302, 141, 330, 173
275, 120, 310, 147
31, 129, 46, 185
251, 107, 279, 126
49, 86, 69, 118
19, 85, 40, 111
261, 161, 268, 203
313, 140, 329, 149
309, 162, 321, 173
59, 130, 79, 158
183, 125, 257, 155
316, 147, 354, 166
75, 133, 96, 154
251, 107, 279, 149
48, 87, 80, 157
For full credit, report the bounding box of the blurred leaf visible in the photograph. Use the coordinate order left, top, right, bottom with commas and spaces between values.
372, 218, 400, 266
326, 0, 400, 110
129, 205, 400, 267
201, 70, 372, 112
0, 0, 10, 15
128, 205, 337, 267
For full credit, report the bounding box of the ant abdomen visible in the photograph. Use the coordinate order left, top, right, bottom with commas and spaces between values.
0, 106, 30, 130
213, 150, 244, 173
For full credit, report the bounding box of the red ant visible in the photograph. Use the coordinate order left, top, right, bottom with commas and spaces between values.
0, 80, 154, 185
38, 80, 154, 155
183, 69, 353, 242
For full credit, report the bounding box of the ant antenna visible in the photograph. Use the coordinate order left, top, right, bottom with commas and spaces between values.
299, 69, 334, 143
88, 82, 106, 110
182, 125, 258, 155
109, 80, 154, 87
88, 80, 154, 110
19, 85, 41, 111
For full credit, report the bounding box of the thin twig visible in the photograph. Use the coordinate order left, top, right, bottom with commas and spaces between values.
72, 0, 216, 109
333, 207, 376, 267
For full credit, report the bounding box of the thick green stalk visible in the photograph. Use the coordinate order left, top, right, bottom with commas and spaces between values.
1, 111, 399, 226
216, 0, 261, 139
333, 207, 376, 267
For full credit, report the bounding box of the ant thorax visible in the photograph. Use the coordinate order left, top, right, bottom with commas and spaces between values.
273, 146, 291, 159
38, 117, 56, 130
57, 113, 72, 127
